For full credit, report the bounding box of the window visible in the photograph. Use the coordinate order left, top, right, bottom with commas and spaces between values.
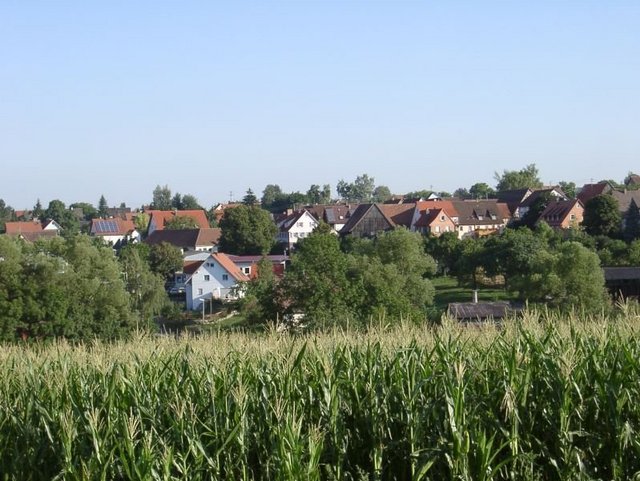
297, 222, 304, 227
435, 226, 440, 233
198, 288, 203, 295
440, 215, 445, 221
204, 275, 210, 281
570, 214, 576, 220
242, 267, 251, 275
222, 274, 229, 281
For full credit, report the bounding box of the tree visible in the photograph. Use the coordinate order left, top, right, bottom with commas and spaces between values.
281, 232, 356, 322
494, 164, 543, 191
373, 228, 436, 278
164, 215, 199, 230
554, 242, 608, 312
171, 193, 183, 210
453, 188, 471, 199
469, 183, 496, 199
306, 184, 332, 205
70, 202, 97, 221
181, 194, 201, 210
405, 190, 433, 200
32, 199, 44, 220
218, 205, 277, 255
0, 199, 15, 232
240, 257, 279, 324
98, 195, 108, 217
134, 212, 150, 233
558, 181, 577, 199
119, 243, 168, 323
152, 185, 172, 210
262, 184, 284, 209
45, 200, 79, 234
149, 242, 183, 279
424, 231, 461, 275
583, 195, 621, 237
372, 185, 392, 203
243, 189, 258, 206
624, 200, 640, 242
337, 174, 375, 202
520, 191, 552, 229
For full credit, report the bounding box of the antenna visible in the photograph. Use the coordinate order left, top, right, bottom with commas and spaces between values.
229, 191, 233, 202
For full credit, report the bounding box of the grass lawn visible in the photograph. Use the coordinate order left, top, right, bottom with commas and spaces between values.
431, 276, 516, 310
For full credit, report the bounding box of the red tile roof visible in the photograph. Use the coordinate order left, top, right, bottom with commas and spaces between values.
147, 210, 209, 230
577, 183, 613, 204
5, 221, 46, 234
213, 253, 250, 282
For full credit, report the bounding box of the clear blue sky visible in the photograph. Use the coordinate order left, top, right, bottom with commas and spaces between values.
1, 1, 639, 209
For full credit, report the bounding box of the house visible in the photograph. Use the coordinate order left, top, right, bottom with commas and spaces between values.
146, 210, 209, 235
277, 210, 318, 248
90, 218, 140, 246
305, 204, 353, 233
515, 187, 567, 219
412, 208, 456, 236
412, 199, 511, 239
536, 199, 584, 229
611, 190, 640, 217
339, 203, 416, 238
184, 252, 250, 310
496, 189, 532, 217
227, 254, 289, 278
4, 220, 61, 241
577, 182, 615, 205
145, 228, 221, 253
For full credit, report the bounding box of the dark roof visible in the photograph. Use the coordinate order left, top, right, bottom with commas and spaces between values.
611, 190, 640, 213
603, 267, 640, 281
227, 254, 289, 264
339, 204, 378, 234
378, 203, 416, 228
452, 200, 511, 225
519, 188, 567, 208
577, 182, 614, 204
538, 199, 583, 227
496, 188, 531, 205
145, 229, 200, 248
448, 301, 522, 320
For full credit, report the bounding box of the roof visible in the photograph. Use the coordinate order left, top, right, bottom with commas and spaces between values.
577, 182, 614, 204
496, 189, 532, 211
538, 199, 583, 227
278, 210, 317, 232
227, 254, 289, 264
183, 260, 205, 275
519, 188, 567, 208
626, 174, 640, 186
414, 208, 454, 228
378, 203, 416, 228
196, 228, 221, 247
5, 221, 46, 234
448, 301, 522, 320
6, 230, 59, 242
603, 267, 640, 281
90, 218, 136, 236
146, 210, 209, 230
451, 200, 511, 225
339, 204, 392, 234
213, 253, 250, 282
145, 229, 200, 248
611, 190, 640, 214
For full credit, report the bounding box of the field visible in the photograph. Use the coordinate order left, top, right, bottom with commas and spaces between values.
1, 309, 640, 480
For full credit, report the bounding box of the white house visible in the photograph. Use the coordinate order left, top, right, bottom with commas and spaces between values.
184, 252, 250, 310
277, 210, 318, 248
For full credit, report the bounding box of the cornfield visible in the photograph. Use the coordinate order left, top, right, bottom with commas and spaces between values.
2, 310, 640, 480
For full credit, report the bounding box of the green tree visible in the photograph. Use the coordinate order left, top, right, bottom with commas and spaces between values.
372, 185, 392, 203
306, 184, 332, 205
218, 205, 277, 255
453, 188, 471, 199
171, 193, 183, 210
149, 242, 183, 279
554, 242, 608, 312
181, 194, 201, 210
469, 182, 496, 199
134, 212, 150, 233
0, 199, 15, 232
32, 199, 44, 220
373, 228, 436, 278
282, 232, 355, 322
583, 195, 621, 237
405, 190, 433, 200
70, 202, 97, 221
494, 163, 543, 191
98, 195, 108, 217
243, 189, 258, 206
424, 231, 461, 275
45, 200, 79, 234
520, 191, 552, 229
119, 243, 168, 323
164, 215, 199, 230
337, 174, 375, 202
240, 257, 279, 324
624, 200, 640, 242
262, 184, 283, 209
152, 185, 172, 210
558, 181, 577, 199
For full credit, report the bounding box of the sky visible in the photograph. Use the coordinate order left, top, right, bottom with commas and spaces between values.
1, 1, 639, 209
